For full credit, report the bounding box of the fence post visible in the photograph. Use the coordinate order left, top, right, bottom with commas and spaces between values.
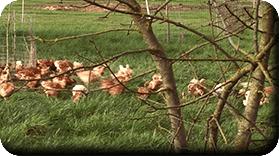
6, 3, 11, 65
27, 19, 36, 68
13, 10, 17, 68
22, 0, 24, 22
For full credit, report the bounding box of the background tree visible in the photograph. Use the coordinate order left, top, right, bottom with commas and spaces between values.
207, 0, 277, 151
233, 1, 276, 150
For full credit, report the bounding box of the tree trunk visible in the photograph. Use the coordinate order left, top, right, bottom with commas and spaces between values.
122, 0, 187, 152
233, 2, 275, 150
208, 63, 256, 149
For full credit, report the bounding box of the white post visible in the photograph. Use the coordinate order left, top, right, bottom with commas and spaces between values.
22, 0, 24, 22
145, 0, 150, 19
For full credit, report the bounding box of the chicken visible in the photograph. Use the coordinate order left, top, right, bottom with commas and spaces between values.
72, 85, 88, 102
15, 61, 24, 71
238, 89, 247, 95
45, 75, 71, 91
15, 67, 41, 78
152, 74, 162, 81
137, 87, 151, 98
0, 82, 15, 99
137, 73, 163, 98
54, 60, 73, 74
15, 61, 41, 82
181, 91, 186, 99
93, 65, 106, 76
15, 63, 42, 88
65, 75, 76, 86
187, 78, 206, 96
73, 61, 85, 72
144, 80, 162, 91
214, 82, 224, 93
36, 64, 52, 77
99, 79, 116, 93
99, 65, 133, 95
44, 90, 60, 98
25, 74, 41, 88
0, 64, 11, 83
37, 59, 56, 71
242, 90, 250, 106
264, 86, 275, 97
40, 75, 68, 97
76, 67, 105, 84
99, 77, 126, 95
144, 73, 163, 91
52, 74, 76, 86
113, 64, 134, 78
74, 62, 105, 84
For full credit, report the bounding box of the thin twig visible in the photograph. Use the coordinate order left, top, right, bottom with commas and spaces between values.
224, 4, 265, 34
185, 95, 211, 145
214, 117, 228, 149
69, 3, 92, 8
203, 117, 211, 152
153, 0, 172, 16
35, 28, 137, 44
182, 53, 199, 79
146, 121, 172, 145
208, 0, 226, 82
150, 50, 252, 63
253, 0, 260, 55
99, 2, 121, 19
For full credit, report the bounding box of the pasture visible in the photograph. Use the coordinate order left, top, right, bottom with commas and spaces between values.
0, 0, 278, 154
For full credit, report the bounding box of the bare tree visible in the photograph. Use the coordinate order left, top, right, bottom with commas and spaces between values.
31, 0, 277, 153
208, 0, 277, 151
106, 0, 188, 152
233, 1, 276, 150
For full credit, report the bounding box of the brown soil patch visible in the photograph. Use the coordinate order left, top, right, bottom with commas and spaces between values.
32, 2, 207, 12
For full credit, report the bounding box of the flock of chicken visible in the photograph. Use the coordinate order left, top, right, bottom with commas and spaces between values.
185, 78, 275, 106
0, 59, 275, 105
0, 59, 134, 102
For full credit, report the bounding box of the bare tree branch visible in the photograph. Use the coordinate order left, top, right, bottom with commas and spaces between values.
253, 0, 260, 55
35, 28, 138, 44
99, 2, 121, 19
224, 4, 266, 34
153, 0, 172, 16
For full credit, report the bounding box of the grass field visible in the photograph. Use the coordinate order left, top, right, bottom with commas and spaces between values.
0, 0, 278, 154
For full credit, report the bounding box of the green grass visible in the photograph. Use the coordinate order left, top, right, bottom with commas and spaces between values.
0, 0, 278, 154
